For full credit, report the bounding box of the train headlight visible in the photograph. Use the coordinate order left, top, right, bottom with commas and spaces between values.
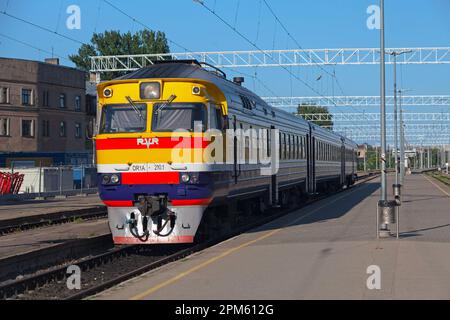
192, 86, 201, 95
102, 175, 111, 184
181, 173, 190, 183
103, 88, 113, 98
140, 82, 160, 99
110, 174, 120, 184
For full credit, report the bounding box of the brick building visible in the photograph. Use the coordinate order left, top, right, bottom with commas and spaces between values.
0, 57, 95, 167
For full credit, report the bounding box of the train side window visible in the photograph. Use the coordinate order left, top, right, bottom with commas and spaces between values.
288, 135, 292, 159
302, 137, 305, 159
266, 128, 271, 157
318, 141, 320, 160
285, 134, 289, 160
279, 132, 282, 160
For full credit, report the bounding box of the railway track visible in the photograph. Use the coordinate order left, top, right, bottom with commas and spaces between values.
0, 206, 107, 236
0, 173, 379, 300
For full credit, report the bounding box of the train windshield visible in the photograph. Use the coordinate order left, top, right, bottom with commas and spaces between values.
100, 104, 147, 133
152, 103, 207, 132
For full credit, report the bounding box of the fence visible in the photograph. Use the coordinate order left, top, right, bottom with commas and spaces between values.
0, 165, 98, 201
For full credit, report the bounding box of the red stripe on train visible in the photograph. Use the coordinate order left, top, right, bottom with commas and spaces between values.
121, 172, 180, 185
171, 198, 212, 206
103, 198, 212, 207
96, 137, 211, 150
103, 200, 134, 207
113, 236, 194, 244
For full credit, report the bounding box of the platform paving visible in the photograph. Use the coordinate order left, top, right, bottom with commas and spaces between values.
0, 194, 103, 222
93, 174, 450, 300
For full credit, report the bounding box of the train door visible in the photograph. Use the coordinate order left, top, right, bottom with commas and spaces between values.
232, 115, 239, 184
306, 126, 315, 194
306, 133, 310, 193
340, 142, 345, 186
270, 125, 278, 206
312, 136, 316, 193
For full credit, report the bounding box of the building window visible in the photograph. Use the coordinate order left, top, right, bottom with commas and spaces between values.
60, 121, 66, 137
0, 87, 10, 104
0, 118, 10, 136
75, 96, 81, 111
59, 94, 66, 108
21, 119, 35, 137
22, 89, 33, 106
42, 120, 50, 137
43, 91, 49, 107
75, 122, 81, 138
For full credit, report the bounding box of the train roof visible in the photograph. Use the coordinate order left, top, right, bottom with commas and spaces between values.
115, 60, 358, 147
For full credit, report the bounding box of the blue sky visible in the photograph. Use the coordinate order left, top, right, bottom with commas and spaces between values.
0, 0, 449, 144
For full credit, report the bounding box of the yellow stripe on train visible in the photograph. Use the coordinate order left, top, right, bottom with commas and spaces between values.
96, 149, 223, 164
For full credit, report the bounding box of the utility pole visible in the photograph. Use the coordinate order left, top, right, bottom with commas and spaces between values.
420, 147, 424, 169
376, 146, 379, 170
399, 90, 405, 184
380, 0, 387, 201
387, 51, 411, 186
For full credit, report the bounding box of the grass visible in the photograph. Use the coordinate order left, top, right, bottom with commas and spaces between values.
426, 171, 450, 187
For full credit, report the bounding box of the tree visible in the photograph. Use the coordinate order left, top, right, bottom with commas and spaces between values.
70, 30, 170, 80
297, 103, 334, 129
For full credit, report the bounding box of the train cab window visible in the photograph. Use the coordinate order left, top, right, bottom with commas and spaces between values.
100, 104, 147, 134
209, 104, 223, 130
152, 103, 207, 132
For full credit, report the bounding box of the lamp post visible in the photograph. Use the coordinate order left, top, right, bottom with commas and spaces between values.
387, 50, 412, 188
380, 0, 387, 202
399, 89, 406, 185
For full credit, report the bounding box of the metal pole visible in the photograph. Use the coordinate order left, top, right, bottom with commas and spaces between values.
399, 91, 405, 184
376, 146, 379, 170
380, 0, 387, 201
396, 206, 399, 239
428, 147, 431, 168
364, 152, 367, 172
393, 54, 399, 185
38, 161, 42, 197
59, 166, 63, 196
420, 148, 423, 169
80, 164, 84, 195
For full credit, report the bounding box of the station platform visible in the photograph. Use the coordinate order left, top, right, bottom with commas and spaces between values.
0, 194, 103, 223
93, 174, 450, 300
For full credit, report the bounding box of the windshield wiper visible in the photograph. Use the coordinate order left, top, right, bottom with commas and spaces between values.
125, 96, 143, 119
155, 94, 177, 115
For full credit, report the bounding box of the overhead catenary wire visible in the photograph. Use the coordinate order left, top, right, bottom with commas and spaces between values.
102, 0, 191, 53
194, 0, 338, 107
102, 0, 278, 99
0, 11, 87, 46
193, 0, 369, 135
0, 32, 72, 64
262, 0, 347, 96
196, 1, 370, 135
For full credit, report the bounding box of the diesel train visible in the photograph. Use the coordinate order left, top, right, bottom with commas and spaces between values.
95, 60, 358, 244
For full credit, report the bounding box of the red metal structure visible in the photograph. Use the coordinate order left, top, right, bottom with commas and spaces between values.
0, 172, 25, 195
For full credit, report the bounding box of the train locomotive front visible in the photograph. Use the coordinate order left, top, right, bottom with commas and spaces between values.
95, 66, 228, 244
